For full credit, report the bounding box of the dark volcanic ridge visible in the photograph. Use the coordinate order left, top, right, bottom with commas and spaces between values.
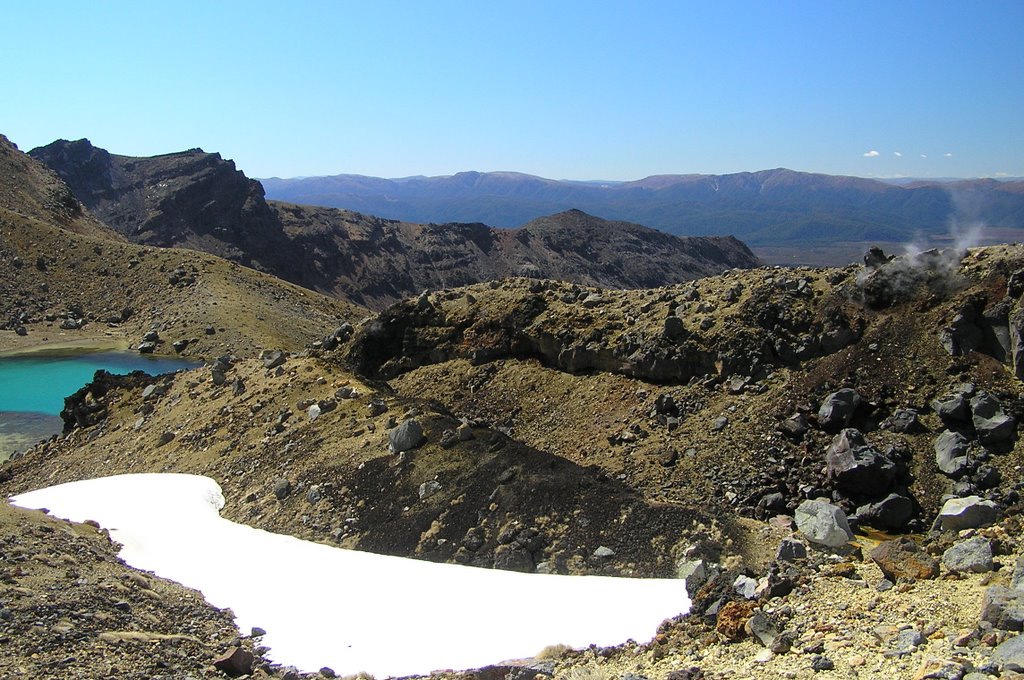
29, 138, 759, 310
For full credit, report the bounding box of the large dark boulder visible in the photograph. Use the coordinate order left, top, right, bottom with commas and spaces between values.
933, 430, 972, 478
825, 429, 895, 496
970, 391, 1016, 444
856, 492, 914, 531
817, 389, 861, 431
982, 587, 1024, 631
931, 385, 973, 423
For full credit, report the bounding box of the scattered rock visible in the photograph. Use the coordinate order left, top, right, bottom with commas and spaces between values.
932, 385, 974, 423
934, 430, 972, 478
262, 350, 286, 369
942, 537, 994, 573
593, 546, 616, 559
992, 633, 1024, 671
745, 610, 779, 647
1013, 557, 1024, 591
734, 574, 758, 599
882, 408, 923, 434
493, 545, 534, 572
817, 388, 861, 430
825, 428, 895, 495
776, 538, 807, 562
779, 412, 809, 440
896, 629, 925, 653
856, 492, 914, 531
982, 586, 1024, 631
913, 657, 966, 679
367, 398, 388, 417
272, 478, 291, 500
794, 499, 853, 548
937, 496, 998, 531
715, 600, 755, 641
389, 418, 425, 453
677, 559, 716, 597
811, 655, 835, 672
970, 391, 1016, 444
418, 480, 442, 500
870, 537, 939, 581
213, 646, 254, 677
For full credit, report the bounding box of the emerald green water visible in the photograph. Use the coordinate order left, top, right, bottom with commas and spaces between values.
0, 351, 197, 460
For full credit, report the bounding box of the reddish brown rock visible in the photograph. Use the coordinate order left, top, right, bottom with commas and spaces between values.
870, 537, 939, 582
716, 600, 756, 641
213, 646, 254, 677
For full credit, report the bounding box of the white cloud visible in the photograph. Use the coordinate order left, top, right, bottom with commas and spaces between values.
921, 154, 928, 158
863, 150, 880, 158
944, 152, 953, 157
893, 151, 902, 157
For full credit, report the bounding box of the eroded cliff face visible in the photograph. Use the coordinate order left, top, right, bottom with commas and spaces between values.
29, 139, 291, 272
30, 139, 761, 309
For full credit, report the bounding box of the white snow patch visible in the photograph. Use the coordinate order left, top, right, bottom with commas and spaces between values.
11, 473, 689, 677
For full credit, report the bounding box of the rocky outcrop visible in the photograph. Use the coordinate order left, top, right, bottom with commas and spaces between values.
29, 139, 295, 275
344, 273, 863, 384
59, 370, 155, 431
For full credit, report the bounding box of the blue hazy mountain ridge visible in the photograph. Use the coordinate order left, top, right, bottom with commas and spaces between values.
261, 170, 1024, 246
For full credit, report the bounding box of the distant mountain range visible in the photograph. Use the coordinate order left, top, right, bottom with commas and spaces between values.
261, 170, 1024, 246
27, 139, 758, 309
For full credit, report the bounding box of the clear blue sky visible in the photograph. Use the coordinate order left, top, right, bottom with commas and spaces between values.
3, 1, 1022, 180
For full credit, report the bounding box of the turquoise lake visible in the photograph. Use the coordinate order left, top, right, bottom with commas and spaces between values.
0, 351, 197, 460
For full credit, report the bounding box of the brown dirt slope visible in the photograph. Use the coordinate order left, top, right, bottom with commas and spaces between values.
0, 501, 259, 679
0, 155, 366, 357
0, 134, 117, 240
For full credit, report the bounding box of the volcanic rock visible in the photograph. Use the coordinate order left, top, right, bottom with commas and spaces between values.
970, 391, 1016, 444
931, 385, 974, 423
937, 496, 998, 531
825, 428, 895, 496
856, 492, 914, 531
870, 538, 939, 581
213, 646, 254, 677
942, 537, 993, 573
794, 499, 853, 548
982, 587, 1024, 631
992, 633, 1024, 671
817, 389, 861, 431
389, 418, 425, 453
934, 430, 972, 478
